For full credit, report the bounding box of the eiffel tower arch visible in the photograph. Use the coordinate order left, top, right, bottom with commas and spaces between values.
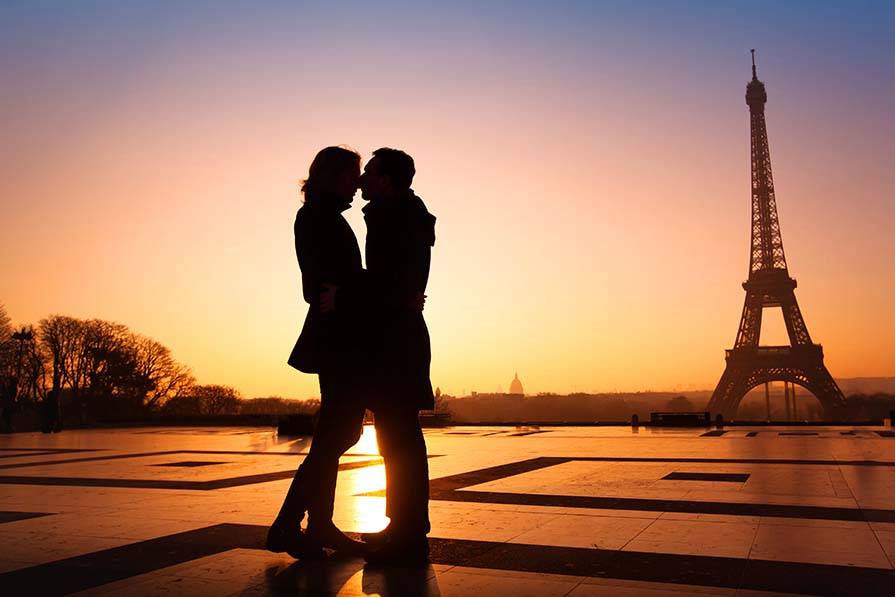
708, 52, 846, 420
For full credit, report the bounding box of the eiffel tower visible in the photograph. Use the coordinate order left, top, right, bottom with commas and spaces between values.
707, 52, 846, 420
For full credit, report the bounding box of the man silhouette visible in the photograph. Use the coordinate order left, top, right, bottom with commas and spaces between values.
358, 148, 435, 565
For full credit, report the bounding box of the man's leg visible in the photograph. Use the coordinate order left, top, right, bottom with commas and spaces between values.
374, 412, 395, 524
373, 404, 430, 538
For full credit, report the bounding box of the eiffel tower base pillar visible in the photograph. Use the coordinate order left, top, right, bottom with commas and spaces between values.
708, 345, 846, 421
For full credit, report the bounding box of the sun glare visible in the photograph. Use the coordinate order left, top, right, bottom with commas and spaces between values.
338, 424, 389, 531
350, 424, 381, 456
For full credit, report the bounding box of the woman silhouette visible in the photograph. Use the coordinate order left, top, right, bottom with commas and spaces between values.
267, 146, 369, 557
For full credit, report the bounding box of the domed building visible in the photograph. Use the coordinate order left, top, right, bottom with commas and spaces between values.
509, 371, 524, 396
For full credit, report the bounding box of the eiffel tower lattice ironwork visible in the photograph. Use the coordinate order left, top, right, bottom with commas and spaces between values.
707, 52, 846, 420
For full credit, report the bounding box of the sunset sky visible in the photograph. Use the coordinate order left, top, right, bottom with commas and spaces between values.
2, 1, 893, 400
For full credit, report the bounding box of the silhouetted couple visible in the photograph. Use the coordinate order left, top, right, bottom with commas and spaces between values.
267, 146, 436, 567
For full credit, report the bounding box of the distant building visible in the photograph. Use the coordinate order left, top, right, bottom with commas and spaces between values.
509, 371, 524, 396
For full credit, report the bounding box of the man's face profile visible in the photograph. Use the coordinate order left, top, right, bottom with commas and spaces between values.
360, 157, 389, 202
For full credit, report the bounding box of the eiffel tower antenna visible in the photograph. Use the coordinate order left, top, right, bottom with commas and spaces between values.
707, 54, 846, 420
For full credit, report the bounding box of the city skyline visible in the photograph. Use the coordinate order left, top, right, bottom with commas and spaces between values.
3, 2, 894, 401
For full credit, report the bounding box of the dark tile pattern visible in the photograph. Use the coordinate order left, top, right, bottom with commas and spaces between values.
0, 450, 182, 471
152, 461, 229, 467
662, 472, 750, 483
433, 486, 895, 523
0, 448, 100, 461
0, 524, 265, 595
0, 448, 98, 452
0, 448, 383, 471
1, 523, 892, 596
0, 511, 52, 524
363, 456, 895, 523
0, 457, 383, 490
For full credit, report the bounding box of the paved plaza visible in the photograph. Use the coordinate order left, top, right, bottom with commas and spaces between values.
0, 425, 893, 595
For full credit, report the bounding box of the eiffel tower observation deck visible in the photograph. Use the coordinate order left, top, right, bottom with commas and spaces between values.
707, 52, 846, 420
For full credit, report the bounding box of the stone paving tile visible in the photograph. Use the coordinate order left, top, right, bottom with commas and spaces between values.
868, 521, 895, 532
874, 530, 895, 567
742, 469, 839, 497
510, 512, 655, 549
1, 425, 894, 595
418, 499, 663, 521
429, 507, 560, 542
0, 511, 211, 540
756, 516, 872, 530
234, 558, 448, 596
0, 485, 163, 509
0, 530, 135, 564
749, 523, 892, 569
443, 565, 582, 584
681, 489, 858, 509
341, 563, 447, 596
147, 548, 296, 585
658, 512, 761, 524
622, 518, 759, 558
569, 582, 734, 596
420, 567, 581, 597
576, 575, 737, 594
75, 571, 241, 596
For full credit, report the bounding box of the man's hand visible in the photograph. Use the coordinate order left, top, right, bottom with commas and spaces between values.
320, 283, 338, 314
412, 292, 427, 312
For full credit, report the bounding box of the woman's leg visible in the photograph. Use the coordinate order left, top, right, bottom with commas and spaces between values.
305, 396, 365, 529
273, 370, 362, 528
300, 371, 367, 553
272, 402, 330, 528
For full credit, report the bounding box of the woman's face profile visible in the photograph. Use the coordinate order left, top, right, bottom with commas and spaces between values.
333, 165, 361, 203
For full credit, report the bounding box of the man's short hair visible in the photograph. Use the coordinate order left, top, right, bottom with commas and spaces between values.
372, 147, 415, 191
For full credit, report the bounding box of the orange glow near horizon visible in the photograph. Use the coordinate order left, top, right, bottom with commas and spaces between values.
2, 4, 893, 400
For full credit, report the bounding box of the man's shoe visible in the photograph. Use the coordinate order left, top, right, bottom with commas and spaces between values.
360, 525, 391, 545
364, 535, 429, 567
306, 521, 368, 556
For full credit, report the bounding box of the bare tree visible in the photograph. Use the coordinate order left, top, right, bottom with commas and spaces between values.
0, 305, 14, 380
131, 334, 194, 410
0, 304, 11, 341
160, 394, 202, 416
0, 324, 48, 430
38, 315, 83, 398
81, 320, 150, 418
37, 315, 197, 421
11, 327, 46, 403
189, 384, 242, 415
240, 397, 318, 415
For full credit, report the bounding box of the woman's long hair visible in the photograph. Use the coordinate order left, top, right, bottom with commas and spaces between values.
301, 146, 360, 201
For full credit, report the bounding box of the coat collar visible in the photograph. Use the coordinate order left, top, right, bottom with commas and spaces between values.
362, 190, 415, 216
